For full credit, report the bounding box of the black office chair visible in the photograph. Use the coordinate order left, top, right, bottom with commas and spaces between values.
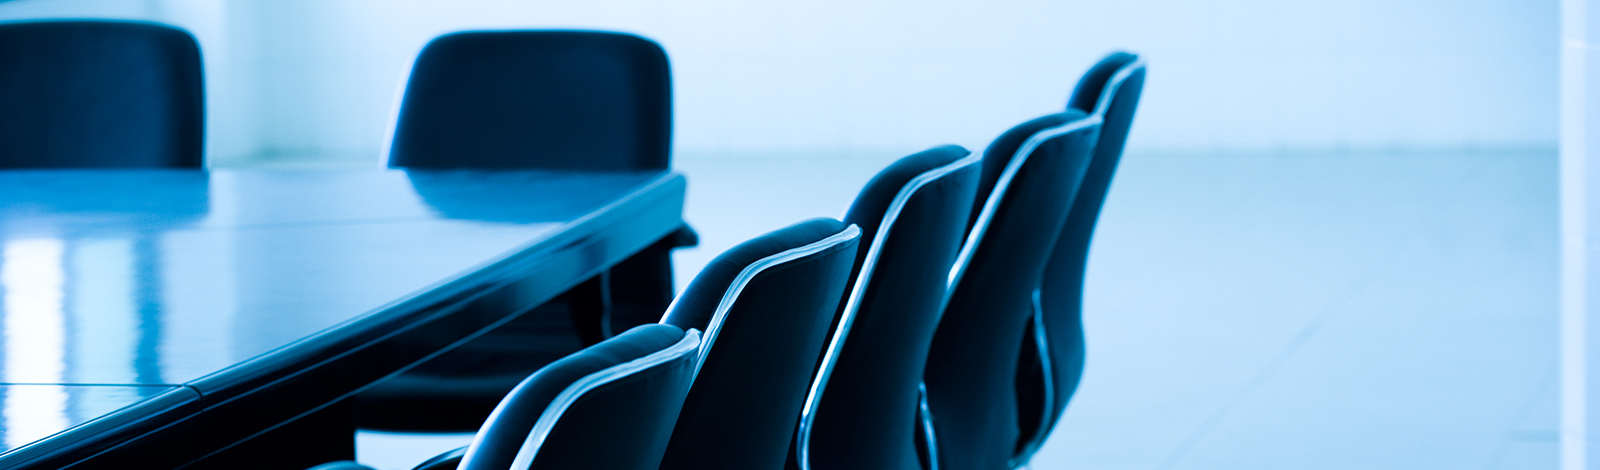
657, 218, 861, 470
359, 30, 697, 432
0, 20, 203, 168
793, 145, 981, 470
386, 30, 670, 170
311, 323, 700, 470
923, 111, 1103, 470
1013, 52, 1147, 464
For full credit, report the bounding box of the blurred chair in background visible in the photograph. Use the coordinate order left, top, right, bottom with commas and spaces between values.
657, 219, 860, 470
0, 20, 203, 168
923, 110, 1103, 470
1013, 52, 1147, 465
792, 145, 981, 470
359, 30, 698, 432
312, 323, 701, 470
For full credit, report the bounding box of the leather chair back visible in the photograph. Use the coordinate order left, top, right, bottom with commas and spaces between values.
924, 111, 1102, 470
458, 324, 700, 470
659, 219, 861, 470
1015, 53, 1147, 461
798, 145, 981, 470
387, 30, 670, 170
0, 21, 203, 168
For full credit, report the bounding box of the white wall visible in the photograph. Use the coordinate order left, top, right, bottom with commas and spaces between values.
1562, 0, 1599, 466
0, 0, 1558, 165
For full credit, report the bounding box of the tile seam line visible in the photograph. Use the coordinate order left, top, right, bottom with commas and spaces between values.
1479, 364, 1562, 470
1153, 231, 1417, 470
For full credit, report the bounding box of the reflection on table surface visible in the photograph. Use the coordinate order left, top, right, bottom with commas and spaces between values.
0, 168, 666, 385
0, 384, 190, 454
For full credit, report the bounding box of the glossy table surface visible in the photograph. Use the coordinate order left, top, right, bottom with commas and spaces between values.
0, 385, 192, 452
0, 168, 686, 466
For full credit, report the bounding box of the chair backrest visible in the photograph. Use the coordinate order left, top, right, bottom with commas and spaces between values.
1015, 53, 1147, 461
923, 111, 1102, 470
658, 218, 861, 470
387, 30, 671, 170
456, 323, 700, 470
1061, 52, 1145, 245
795, 145, 981, 470
0, 20, 203, 168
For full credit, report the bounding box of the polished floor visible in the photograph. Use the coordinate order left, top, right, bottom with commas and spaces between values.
358, 149, 1558, 470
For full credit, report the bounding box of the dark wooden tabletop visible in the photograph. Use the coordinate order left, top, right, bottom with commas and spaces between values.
0, 168, 687, 468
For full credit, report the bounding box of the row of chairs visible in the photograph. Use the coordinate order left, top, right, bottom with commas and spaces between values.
340, 36, 1143, 470
0, 19, 1145, 470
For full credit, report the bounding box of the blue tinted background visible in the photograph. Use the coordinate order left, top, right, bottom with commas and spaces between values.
0, 1, 1561, 469
0, 0, 1558, 164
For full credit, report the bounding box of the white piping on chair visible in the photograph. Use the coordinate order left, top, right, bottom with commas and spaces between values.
492, 328, 702, 470
660, 225, 863, 383
1011, 56, 1145, 469
795, 152, 982, 470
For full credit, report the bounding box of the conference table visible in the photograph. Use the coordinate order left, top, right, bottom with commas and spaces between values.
0, 168, 688, 469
